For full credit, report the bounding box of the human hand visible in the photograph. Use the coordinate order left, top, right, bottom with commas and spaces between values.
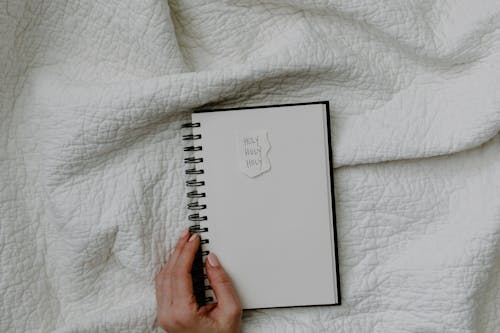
155, 229, 242, 333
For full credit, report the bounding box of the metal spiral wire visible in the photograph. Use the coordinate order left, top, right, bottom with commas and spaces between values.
182, 121, 213, 305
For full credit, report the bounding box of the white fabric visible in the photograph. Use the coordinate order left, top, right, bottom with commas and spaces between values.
1, 1, 499, 332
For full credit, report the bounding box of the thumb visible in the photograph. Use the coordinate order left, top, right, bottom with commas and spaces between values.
205, 253, 242, 317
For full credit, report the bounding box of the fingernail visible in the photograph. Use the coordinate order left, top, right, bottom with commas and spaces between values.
207, 253, 220, 267
188, 233, 198, 242
181, 229, 189, 238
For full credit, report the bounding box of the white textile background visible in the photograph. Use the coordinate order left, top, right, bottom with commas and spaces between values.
1, 1, 499, 332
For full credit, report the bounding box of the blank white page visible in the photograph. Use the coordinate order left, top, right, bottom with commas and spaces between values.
191, 103, 339, 309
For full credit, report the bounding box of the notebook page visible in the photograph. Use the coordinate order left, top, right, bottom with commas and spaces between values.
192, 103, 338, 309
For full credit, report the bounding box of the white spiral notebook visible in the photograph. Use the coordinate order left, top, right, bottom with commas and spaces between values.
182, 101, 340, 310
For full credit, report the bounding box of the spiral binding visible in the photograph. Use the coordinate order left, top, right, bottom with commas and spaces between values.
182, 121, 214, 306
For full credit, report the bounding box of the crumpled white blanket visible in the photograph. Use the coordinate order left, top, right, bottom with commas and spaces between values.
1, 1, 499, 332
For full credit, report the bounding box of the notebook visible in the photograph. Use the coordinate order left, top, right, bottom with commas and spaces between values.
182, 101, 340, 310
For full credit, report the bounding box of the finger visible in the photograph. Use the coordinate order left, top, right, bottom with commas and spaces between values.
156, 255, 173, 298
172, 232, 201, 305
155, 264, 173, 323
156, 229, 190, 309
205, 253, 242, 318
166, 228, 190, 269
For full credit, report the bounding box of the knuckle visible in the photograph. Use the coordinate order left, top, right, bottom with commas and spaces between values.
172, 308, 194, 327
226, 304, 243, 319
172, 270, 185, 280
157, 316, 170, 330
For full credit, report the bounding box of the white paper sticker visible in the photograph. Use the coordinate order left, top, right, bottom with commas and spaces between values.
237, 130, 271, 178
